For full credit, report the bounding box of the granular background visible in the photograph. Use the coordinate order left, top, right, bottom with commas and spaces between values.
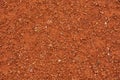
0, 0, 120, 80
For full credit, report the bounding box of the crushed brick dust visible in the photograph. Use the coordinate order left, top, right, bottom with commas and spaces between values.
0, 0, 120, 80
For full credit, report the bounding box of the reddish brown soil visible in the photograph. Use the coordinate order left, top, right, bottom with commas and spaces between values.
0, 0, 120, 80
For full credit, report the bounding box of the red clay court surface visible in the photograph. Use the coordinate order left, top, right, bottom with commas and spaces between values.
0, 0, 120, 80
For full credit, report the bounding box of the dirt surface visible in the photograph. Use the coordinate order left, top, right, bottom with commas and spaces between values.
0, 0, 120, 80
